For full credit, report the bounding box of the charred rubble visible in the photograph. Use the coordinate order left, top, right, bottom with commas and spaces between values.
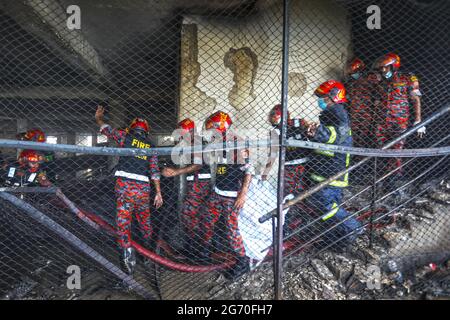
213, 178, 450, 300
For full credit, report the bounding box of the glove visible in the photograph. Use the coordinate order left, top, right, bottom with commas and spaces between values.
414, 121, 426, 137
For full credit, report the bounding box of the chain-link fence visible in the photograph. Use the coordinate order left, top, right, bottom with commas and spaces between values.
0, 0, 449, 300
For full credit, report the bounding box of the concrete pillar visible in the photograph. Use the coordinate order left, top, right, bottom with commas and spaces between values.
66, 132, 76, 145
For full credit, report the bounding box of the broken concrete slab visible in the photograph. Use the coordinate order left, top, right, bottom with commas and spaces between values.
310, 258, 336, 281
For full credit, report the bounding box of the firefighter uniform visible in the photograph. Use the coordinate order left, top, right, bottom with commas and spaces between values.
5, 162, 49, 187
285, 119, 310, 196
307, 103, 362, 244
202, 138, 253, 258
181, 137, 212, 241
101, 124, 160, 249
375, 72, 422, 175
6, 150, 50, 187
345, 72, 379, 148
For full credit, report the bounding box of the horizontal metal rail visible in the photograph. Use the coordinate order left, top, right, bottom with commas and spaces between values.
0, 105, 448, 158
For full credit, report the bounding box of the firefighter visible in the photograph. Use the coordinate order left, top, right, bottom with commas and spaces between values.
372, 53, 424, 184
304, 80, 362, 247
344, 58, 380, 149
202, 111, 253, 280
5, 150, 51, 187
95, 105, 163, 275
18, 128, 46, 143
262, 104, 310, 197
161, 118, 212, 259
18, 128, 55, 164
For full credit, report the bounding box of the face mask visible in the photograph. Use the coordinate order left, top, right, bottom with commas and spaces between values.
382, 70, 393, 79
350, 72, 361, 80
318, 98, 328, 110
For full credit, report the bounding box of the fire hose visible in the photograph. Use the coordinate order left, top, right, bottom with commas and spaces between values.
54, 189, 236, 272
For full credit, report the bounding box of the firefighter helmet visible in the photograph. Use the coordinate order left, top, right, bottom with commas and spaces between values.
177, 118, 195, 133
314, 80, 348, 104
373, 53, 401, 71
268, 104, 291, 126
18, 150, 43, 172
129, 118, 149, 133
346, 57, 366, 75
205, 111, 232, 133
24, 129, 46, 143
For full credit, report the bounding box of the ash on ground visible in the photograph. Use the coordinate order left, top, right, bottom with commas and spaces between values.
213, 178, 450, 300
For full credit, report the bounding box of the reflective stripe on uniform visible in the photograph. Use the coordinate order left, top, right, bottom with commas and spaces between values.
314, 149, 334, 157
322, 202, 339, 221
310, 172, 349, 188
285, 157, 309, 165
8, 167, 16, 178
314, 126, 337, 156
214, 186, 238, 198
311, 138, 351, 187
326, 126, 337, 144
28, 173, 37, 183
310, 174, 349, 187
114, 170, 149, 182
186, 173, 212, 181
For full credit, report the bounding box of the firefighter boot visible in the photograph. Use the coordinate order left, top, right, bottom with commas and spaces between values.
222, 255, 250, 281
121, 247, 137, 275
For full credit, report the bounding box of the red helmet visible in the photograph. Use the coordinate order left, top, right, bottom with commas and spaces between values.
205, 111, 232, 133
177, 118, 195, 133
346, 57, 366, 74
268, 104, 291, 126
314, 80, 348, 103
19, 150, 43, 173
374, 53, 401, 71
24, 129, 46, 143
18, 150, 43, 163
129, 118, 149, 133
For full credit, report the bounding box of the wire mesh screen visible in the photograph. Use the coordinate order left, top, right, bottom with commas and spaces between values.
0, 0, 449, 300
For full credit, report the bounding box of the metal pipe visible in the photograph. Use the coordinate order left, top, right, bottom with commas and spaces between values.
1, 125, 449, 159
1, 105, 448, 159
273, 0, 290, 301
0, 191, 155, 300
259, 105, 450, 224
285, 139, 450, 157
0, 187, 58, 193
369, 158, 377, 248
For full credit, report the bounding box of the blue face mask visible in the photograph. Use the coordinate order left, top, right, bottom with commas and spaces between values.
383, 70, 393, 79
351, 72, 361, 80
318, 98, 328, 110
